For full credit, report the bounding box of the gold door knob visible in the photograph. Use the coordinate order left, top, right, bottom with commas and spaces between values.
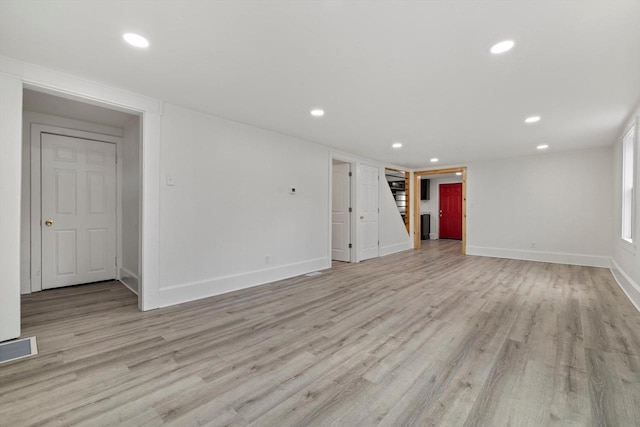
45, 219, 53, 227
360, 216, 365, 220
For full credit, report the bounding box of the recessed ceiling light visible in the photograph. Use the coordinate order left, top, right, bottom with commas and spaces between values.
537, 144, 549, 150
123, 33, 149, 48
430, 158, 439, 163
456, 172, 462, 176
310, 109, 325, 117
392, 142, 402, 148
490, 40, 514, 54
525, 116, 541, 123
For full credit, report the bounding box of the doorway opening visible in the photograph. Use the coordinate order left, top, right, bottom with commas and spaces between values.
384, 168, 411, 234
414, 167, 467, 253
331, 159, 353, 262
21, 89, 142, 302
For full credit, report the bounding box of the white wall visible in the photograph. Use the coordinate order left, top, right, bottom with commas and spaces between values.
120, 117, 140, 293
467, 146, 613, 267
20, 111, 123, 294
0, 74, 22, 342
611, 113, 640, 309
157, 104, 411, 306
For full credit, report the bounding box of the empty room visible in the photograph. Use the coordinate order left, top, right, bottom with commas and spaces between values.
1, 1, 639, 426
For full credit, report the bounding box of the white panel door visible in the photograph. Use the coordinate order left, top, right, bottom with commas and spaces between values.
358, 164, 379, 261
332, 163, 351, 262
41, 133, 117, 289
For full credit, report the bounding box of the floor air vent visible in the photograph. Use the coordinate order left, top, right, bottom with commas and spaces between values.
305, 271, 323, 277
0, 337, 38, 365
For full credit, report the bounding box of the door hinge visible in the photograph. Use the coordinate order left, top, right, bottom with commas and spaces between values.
115, 153, 118, 164
349, 171, 352, 177
348, 243, 352, 248
349, 207, 352, 212
378, 240, 380, 246
115, 256, 118, 267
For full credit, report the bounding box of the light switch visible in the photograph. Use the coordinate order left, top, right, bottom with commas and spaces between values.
166, 174, 175, 186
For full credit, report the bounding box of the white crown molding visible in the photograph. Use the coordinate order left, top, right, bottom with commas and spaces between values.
0, 55, 162, 115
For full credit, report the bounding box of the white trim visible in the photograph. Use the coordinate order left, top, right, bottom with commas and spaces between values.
466, 246, 611, 268
621, 122, 637, 243
138, 112, 161, 311
329, 154, 357, 263
119, 267, 139, 296
0, 56, 161, 114
30, 125, 123, 292
158, 257, 331, 307
1, 55, 162, 311
610, 259, 640, 312
0, 74, 22, 342
379, 241, 412, 257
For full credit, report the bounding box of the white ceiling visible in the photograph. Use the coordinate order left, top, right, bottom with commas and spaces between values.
23, 89, 136, 129
2, 1, 639, 168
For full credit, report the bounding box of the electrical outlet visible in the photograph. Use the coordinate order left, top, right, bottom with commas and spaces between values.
531, 242, 536, 248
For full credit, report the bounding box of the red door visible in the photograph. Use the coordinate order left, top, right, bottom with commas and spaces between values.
439, 183, 462, 240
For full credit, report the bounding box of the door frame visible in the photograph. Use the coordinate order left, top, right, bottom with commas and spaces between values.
329, 155, 356, 263
3, 60, 162, 311
414, 167, 467, 254
30, 124, 124, 292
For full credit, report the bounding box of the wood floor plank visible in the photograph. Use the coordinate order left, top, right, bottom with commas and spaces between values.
2, 240, 639, 426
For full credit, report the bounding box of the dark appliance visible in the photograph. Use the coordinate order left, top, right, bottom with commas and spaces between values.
421, 214, 430, 240
389, 180, 405, 191
420, 179, 430, 200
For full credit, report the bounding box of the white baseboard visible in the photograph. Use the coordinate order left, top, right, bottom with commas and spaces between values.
158, 257, 330, 307
379, 240, 412, 257
610, 259, 640, 312
20, 278, 31, 295
466, 246, 611, 268
119, 267, 139, 295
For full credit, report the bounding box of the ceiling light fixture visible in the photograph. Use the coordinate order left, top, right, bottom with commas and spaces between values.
310, 109, 325, 117
490, 40, 514, 54
392, 142, 402, 148
525, 116, 541, 123
537, 144, 549, 150
430, 158, 439, 163
123, 33, 149, 48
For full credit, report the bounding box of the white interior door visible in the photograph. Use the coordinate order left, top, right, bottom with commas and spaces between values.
41, 133, 117, 289
358, 164, 379, 261
332, 162, 351, 262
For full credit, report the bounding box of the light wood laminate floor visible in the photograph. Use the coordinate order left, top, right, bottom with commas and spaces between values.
2, 240, 640, 426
